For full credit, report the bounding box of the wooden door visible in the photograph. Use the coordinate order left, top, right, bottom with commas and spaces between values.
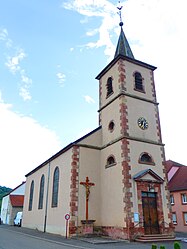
142, 192, 160, 234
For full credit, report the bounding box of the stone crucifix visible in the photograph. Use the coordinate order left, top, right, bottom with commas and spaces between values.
80, 176, 95, 221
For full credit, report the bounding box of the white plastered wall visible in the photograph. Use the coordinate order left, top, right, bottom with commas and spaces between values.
100, 99, 121, 145
78, 128, 102, 147
23, 149, 72, 236
78, 147, 101, 226
1, 196, 9, 224
100, 141, 124, 227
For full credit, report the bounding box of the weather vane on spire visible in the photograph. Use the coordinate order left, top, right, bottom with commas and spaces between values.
117, 1, 123, 27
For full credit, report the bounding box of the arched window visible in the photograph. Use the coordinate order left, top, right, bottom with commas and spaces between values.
139, 152, 155, 165
28, 180, 34, 211
52, 167, 59, 207
38, 175, 45, 209
106, 155, 116, 168
106, 77, 113, 97
134, 72, 144, 92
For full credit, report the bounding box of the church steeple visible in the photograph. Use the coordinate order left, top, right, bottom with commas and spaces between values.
114, 25, 134, 59
114, 2, 134, 59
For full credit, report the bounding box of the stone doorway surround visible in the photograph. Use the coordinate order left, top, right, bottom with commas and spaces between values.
133, 169, 165, 236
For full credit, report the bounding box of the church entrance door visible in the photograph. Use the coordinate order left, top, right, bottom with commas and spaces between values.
142, 192, 160, 234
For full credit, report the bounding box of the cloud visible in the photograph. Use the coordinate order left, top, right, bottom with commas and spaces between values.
19, 86, 32, 101
62, 0, 118, 59
56, 65, 66, 87
5, 49, 33, 101
20, 70, 32, 85
19, 69, 32, 100
56, 72, 66, 87
86, 28, 98, 37
63, 0, 115, 17
0, 28, 12, 48
0, 93, 61, 188
1, 28, 33, 101
0, 28, 8, 41
62, 0, 187, 61
5, 49, 26, 74
84, 95, 95, 104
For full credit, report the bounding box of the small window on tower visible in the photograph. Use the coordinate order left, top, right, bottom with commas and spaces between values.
139, 152, 155, 165
134, 72, 144, 92
106, 155, 116, 168
106, 77, 113, 97
108, 121, 115, 132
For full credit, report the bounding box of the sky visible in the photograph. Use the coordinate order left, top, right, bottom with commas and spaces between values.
0, 0, 187, 188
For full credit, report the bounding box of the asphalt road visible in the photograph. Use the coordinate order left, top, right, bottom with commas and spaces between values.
0, 225, 186, 249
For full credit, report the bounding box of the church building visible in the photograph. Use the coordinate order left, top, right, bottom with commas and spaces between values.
22, 18, 174, 240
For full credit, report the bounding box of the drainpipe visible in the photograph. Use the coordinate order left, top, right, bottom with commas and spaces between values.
76, 147, 80, 236
44, 161, 50, 232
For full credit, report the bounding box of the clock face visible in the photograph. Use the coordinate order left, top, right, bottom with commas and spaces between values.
137, 117, 148, 130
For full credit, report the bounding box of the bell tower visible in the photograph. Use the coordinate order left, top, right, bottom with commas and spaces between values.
95, 5, 173, 239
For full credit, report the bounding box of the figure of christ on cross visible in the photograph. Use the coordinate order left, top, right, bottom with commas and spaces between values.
80, 176, 95, 221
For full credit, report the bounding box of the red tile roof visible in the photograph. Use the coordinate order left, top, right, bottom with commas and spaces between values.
9, 195, 24, 207
165, 160, 187, 192
165, 160, 185, 173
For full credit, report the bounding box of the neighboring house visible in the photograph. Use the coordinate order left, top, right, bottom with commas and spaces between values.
165, 160, 187, 232
22, 23, 174, 240
1, 182, 25, 225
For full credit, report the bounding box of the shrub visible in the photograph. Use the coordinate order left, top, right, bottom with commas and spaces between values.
174, 241, 181, 249
151, 244, 157, 249
160, 246, 165, 249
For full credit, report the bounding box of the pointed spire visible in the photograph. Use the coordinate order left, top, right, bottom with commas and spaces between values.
114, 2, 134, 59
114, 26, 134, 59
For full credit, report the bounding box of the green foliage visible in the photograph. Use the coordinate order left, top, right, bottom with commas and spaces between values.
174, 241, 181, 249
151, 241, 182, 249
0, 186, 12, 210
151, 244, 157, 249
160, 246, 165, 249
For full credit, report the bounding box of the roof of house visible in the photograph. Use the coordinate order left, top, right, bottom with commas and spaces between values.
3, 181, 26, 197
165, 160, 187, 192
165, 159, 185, 173
9, 195, 24, 207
